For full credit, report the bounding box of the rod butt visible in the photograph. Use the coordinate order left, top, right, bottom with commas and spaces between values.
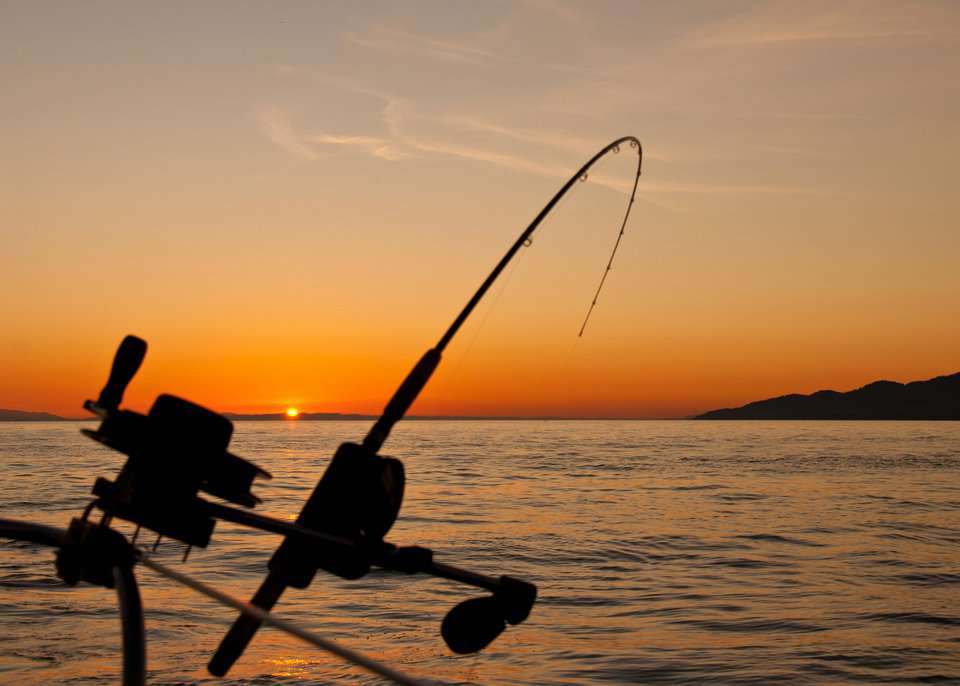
207, 573, 286, 676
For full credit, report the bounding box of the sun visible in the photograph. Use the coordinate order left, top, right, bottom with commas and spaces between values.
285, 407, 300, 418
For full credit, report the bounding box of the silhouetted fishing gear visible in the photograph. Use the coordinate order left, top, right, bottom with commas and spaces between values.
210, 136, 643, 675
1, 333, 535, 684
0, 136, 642, 684
1, 337, 447, 685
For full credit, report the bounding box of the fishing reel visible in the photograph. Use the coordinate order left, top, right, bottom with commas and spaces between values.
81, 335, 270, 548
267, 441, 405, 582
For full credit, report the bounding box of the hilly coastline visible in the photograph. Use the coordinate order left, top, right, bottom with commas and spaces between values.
0, 409, 65, 421
695, 372, 960, 420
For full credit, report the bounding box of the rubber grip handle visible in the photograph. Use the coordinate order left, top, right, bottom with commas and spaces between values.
363, 348, 440, 453
207, 572, 287, 676
97, 335, 147, 410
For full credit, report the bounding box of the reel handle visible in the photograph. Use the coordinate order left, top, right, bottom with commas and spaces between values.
96, 335, 147, 411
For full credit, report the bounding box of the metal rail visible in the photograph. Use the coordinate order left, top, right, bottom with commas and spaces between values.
114, 564, 146, 686
0, 518, 66, 548
0, 517, 428, 686
0, 518, 146, 686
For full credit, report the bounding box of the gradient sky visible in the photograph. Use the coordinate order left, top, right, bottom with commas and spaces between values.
2, 1, 958, 418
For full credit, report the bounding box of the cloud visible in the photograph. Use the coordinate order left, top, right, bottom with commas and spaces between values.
305, 133, 407, 161
255, 102, 409, 162
705, 28, 949, 47
448, 115, 671, 163
257, 63, 825, 210
518, 0, 584, 26
255, 94, 622, 189
344, 27, 505, 66
378, 98, 568, 176
254, 106, 319, 160
636, 181, 830, 196
444, 116, 602, 156
406, 135, 566, 178
690, 1, 959, 48
256, 93, 815, 211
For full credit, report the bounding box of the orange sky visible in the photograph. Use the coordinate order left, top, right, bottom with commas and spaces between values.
2, 2, 958, 418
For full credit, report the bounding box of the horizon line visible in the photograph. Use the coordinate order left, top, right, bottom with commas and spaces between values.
1, 410, 693, 422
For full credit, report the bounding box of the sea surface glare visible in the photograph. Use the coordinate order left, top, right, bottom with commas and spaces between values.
1, 420, 959, 685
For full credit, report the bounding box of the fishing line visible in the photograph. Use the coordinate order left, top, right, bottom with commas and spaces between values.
440, 254, 520, 393
579, 172, 637, 337
434, 137, 642, 356
441, 162, 619, 404
436, 166, 584, 395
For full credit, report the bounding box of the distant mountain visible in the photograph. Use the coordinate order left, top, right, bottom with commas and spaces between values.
694, 372, 960, 420
0, 408, 66, 421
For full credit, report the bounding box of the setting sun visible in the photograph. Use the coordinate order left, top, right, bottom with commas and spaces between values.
285, 408, 300, 418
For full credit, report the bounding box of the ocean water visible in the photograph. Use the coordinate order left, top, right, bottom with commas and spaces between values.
1, 420, 959, 685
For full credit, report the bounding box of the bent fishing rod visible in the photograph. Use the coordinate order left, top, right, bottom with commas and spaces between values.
0, 136, 642, 685
210, 136, 643, 675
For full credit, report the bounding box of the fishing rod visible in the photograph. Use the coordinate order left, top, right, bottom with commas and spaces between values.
0, 136, 642, 684
210, 136, 643, 675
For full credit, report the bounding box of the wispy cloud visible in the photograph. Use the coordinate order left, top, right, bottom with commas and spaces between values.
257, 58, 831, 212
445, 116, 603, 157
637, 181, 831, 196
305, 133, 407, 161
588, 168, 828, 200
414, 120, 811, 200
704, 27, 951, 47
344, 27, 505, 66
518, 0, 584, 26
256, 96, 618, 189
255, 103, 409, 162
403, 134, 566, 178
255, 106, 319, 160
691, 1, 959, 48
379, 98, 568, 177
256, 92, 818, 212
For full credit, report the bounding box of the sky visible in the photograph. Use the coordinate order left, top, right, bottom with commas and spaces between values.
2, 1, 958, 418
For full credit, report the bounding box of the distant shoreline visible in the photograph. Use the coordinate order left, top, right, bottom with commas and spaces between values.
4, 407, 682, 422
5, 369, 957, 422
4, 415, 960, 423
0, 414, 684, 422
693, 372, 959, 420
